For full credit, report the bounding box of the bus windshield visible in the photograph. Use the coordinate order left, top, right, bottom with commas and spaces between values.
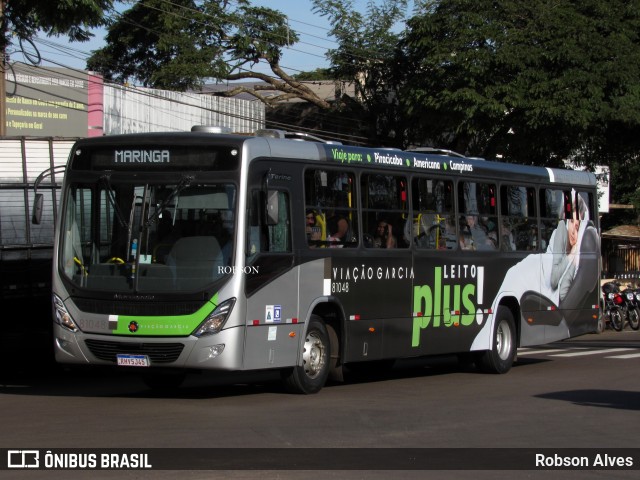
60, 178, 236, 293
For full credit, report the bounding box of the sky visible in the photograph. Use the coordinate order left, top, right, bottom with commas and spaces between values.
17, 0, 369, 76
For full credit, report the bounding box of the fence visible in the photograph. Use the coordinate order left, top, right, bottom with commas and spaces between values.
602, 240, 640, 284
0, 137, 71, 300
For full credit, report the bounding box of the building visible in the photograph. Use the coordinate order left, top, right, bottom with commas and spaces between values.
1, 63, 266, 301
6, 62, 265, 137
601, 224, 640, 282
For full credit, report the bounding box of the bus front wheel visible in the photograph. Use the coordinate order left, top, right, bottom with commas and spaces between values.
478, 306, 516, 374
282, 315, 330, 394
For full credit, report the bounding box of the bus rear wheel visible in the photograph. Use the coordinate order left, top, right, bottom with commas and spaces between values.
282, 316, 330, 394
478, 306, 516, 374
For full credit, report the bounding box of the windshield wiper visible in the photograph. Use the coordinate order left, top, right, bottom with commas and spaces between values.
100, 174, 128, 228
144, 175, 194, 228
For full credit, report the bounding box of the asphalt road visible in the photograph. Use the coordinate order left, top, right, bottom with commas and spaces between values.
1, 328, 639, 480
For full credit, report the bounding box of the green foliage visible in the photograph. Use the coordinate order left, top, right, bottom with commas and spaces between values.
1, 0, 112, 52
311, 0, 410, 146
87, 0, 231, 89
315, 0, 640, 206
226, 6, 297, 68
8, 0, 640, 209
401, 0, 640, 181
293, 68, 333, 81
87, 1, 298, 91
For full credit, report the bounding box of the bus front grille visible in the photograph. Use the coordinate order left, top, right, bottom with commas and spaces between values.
73, 298, 206, 316
84, 339, 185, 364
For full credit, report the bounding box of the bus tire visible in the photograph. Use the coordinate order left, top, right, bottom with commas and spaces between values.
282, 315, 330, 394
478, 306, 516, 374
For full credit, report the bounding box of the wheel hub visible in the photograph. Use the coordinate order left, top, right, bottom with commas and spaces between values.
302, 331, 327, 379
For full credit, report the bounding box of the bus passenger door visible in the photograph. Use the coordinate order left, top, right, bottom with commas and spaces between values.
243, 179, 301, 370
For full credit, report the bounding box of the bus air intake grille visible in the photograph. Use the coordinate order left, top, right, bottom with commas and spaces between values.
84, 340, 185, 364
73, 298, 206, 316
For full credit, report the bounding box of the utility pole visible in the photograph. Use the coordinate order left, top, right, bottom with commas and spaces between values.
0, 0, 6, 136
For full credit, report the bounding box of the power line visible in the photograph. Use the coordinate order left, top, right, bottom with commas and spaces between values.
26, 35, 371, 135
7, 1, 388, 143
25, 1, 400, 85
9, 55, 370, 144
157, 0, 340, 54
141, 0, 400, 75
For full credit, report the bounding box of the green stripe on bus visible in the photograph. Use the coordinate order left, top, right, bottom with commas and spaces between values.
112, 293, 218, 336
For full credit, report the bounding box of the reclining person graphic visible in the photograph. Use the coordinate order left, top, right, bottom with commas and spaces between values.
494, 190, 599, 341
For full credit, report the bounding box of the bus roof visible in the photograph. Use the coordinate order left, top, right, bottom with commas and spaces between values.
71, 130, 597, 188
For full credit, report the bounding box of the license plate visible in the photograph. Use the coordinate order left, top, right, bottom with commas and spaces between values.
116, 354, 150, 367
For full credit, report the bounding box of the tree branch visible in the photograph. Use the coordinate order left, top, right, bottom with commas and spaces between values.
224, 67, 333, 109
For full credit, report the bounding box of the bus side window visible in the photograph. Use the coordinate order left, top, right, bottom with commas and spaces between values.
362, 173, 408, 248
247, 190, 291, 257
540, 188, 567, 251
411, 177, 454, 249
500, 185, 536, 251
459, 181, 498, 251
304, 169, 358, 248
268, 191, 291, 252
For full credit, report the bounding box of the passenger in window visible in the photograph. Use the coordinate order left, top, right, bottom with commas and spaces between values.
459, 221, 474, 250
374, 220, 397, 248
305, 209, 321, 247
464, 214, 495, 251
483, 218, 499, 249
440, 215, 457, 250
500, 221, 516, 251
528, 226, 539, 250
327, 214, 350, 247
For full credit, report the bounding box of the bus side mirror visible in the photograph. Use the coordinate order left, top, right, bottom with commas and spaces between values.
266, 190, 279, 225
32, 193, 44, 225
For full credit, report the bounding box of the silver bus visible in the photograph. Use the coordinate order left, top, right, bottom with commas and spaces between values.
35, 128, 601, 393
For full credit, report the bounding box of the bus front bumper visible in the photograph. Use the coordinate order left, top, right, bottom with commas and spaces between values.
52, 323, 246, 371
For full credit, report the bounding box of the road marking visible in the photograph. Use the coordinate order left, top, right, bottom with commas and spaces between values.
551, 348, 636, 357
605, 352, 640, 359
516, 349, 568, 356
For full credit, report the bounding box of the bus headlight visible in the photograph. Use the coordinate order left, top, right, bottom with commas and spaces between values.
193, 298, 236, 337
53, 294, 79, 332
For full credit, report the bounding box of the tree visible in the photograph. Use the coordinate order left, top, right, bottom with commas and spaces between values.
0, 0, 113, 135
401, 0, 640, 177
293, 68, 333, 81
1, 0, 112, 54
311, 0, 410, 147
86, 0, 230, 91
86, 0, 331, 108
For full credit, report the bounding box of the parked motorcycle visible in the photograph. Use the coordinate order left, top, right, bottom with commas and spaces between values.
602, 281, 625, 332
626, 286, 640, 330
